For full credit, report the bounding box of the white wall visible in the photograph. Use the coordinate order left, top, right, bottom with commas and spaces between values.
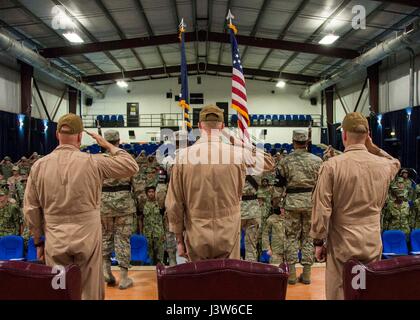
81, 126, 321, 146
332, 50, 420, 122
84, 75, 321, 117
0, 53, 69, 120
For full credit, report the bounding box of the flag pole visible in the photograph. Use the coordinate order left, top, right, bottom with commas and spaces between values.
179, 18, 187, 133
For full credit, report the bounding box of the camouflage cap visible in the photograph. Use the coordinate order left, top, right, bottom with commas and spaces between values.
337, 112, 369, 133
104, 129, 120, 142
292, 129, 308, 142
199, 105, 224, 122
400, 169, 409, 174
21, 156, 27, 161
394, 188, 406, 198
12, 166, 19, 171
3, 156, 11, 161
57, 113, 84, 134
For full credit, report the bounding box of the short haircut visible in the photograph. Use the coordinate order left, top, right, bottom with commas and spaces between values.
293, 140, 307, 147
201, 120, 222, 129
146, 186, 156, 193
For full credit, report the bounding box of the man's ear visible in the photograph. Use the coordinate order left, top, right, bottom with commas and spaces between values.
198, 122, 202, 129
342, 130, 347, 142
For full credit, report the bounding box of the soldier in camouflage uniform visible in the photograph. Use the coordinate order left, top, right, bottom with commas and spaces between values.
413, 185, 420, 230
262, 206, 286, 264
383, 187, 411, 240
7, 166, 21, 197
0, 156, 13, 180
278, 130, 322, 285
0, 189, 22, 236
241, 175, 261, 262
100, 130, 137, 290
257, 178, 272, 256
17, 157, 31, 176
140, 186, 165, 264
155, 167, 177, 266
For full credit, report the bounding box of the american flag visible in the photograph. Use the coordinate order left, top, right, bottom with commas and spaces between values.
229, 25, 250, 142
178, 20, 192, 131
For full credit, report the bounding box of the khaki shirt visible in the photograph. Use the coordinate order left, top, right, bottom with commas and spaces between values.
24, 144, 139, 241
165, 134, 274, 260
310, 144, 400, 262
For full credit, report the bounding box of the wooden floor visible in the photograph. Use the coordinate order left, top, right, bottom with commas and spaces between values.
105, 265, 326, 300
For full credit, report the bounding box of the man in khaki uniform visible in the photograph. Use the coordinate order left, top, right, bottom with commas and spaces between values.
24, 114, 139, 300
165, 105, 274, 261
310, 112, 400, 300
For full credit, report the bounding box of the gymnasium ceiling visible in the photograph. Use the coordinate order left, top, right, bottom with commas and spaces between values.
0, 0, 419, 86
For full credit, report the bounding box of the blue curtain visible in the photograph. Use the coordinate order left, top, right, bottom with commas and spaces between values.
0, 110, 58, 161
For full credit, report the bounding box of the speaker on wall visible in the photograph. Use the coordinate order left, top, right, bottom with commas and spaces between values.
197, 76, 201, 85
310, 97, 317, 106
85, 97, 93, 106
166, 92, 173, 99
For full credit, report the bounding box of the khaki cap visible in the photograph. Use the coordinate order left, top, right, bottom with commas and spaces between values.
199, 105, 224, 122
337, 112, 369, 133
293, 129, 308, 142
57, 113, 84, 134
3, 156, 11, 161
104, 129, 120, 142
12, 166, 19, 171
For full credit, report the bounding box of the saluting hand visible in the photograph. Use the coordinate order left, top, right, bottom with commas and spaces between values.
84, 130, 113, 151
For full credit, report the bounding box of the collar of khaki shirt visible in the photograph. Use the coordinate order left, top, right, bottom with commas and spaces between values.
196, 133, 223, 144
344, 143, 368, 153
55, 144, 81, 151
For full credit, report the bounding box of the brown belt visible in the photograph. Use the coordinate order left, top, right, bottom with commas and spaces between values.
242, 195, 257, 201
102, 185, 131, 192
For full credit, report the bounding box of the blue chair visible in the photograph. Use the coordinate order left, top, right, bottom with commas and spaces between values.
26, 236, 45, 262
258, 115, 265, 126
231, 114, 238, 126
410, 229, 420, 254
274, 143, 282, 150
0, 235, 24, 261
111, 251, 118, 266
279, 115, 285, 121
382, 230, 408, 258
272, 115, 279, 125
264, 143, 272, 152
117, 115, 124, 126
240, 230, 245, 259
96, 115, 103, 125
299, 115, 305, 121
130, 234, 150, 264
305, 115, 312, 122
285, 115, 292, 121
251, 115, 258, 126
292, 115, 299, 121
265, 115, 272, 125
260, 250, 270, 263
103, 115, 110, 122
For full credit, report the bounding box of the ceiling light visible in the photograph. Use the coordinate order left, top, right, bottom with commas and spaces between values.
276, 80, 286, 88
319, 34, 339, 45
117, 80, 128, 88
63, 32, 84, 43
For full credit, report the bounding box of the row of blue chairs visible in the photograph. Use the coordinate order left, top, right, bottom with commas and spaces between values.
231, 114, 312, 127
96, 115, 124, 127
82, 143, 161, 155
382, 229, 420, 258
0, 235, 151, 265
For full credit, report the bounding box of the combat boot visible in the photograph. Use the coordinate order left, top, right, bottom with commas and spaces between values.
119, 267, 133, 290
298, 265, 311, 285
103, 260, 116, 286
288, 264, 297, 285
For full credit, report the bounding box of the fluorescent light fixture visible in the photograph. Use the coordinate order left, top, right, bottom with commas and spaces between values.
63, 32, 84, 43
390, 131, 396, 136
18, 114, 25, 128
276, 80, 286, 88
117, 80, 128, 88
319, 34, 339, 45
377, 114, 382, 126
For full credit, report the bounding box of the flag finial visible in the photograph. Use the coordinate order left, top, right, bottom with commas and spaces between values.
179, 18, 186, 32
226, 10, 237, 34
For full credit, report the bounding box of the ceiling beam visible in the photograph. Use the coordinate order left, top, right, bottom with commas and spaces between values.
82, 63, 319, 83
133, 0, 167, 72
51, 0, 125, 72
241, 0, 272, 62
298, 2, 388, 75
40, 30, 358, 59
10, 0, 104, 75
277, 0, 352, 74
257, 0, 310, 70
94, 0, 146, 70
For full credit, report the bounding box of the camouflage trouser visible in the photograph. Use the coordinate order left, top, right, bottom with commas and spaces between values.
146, 235, 164, 265
164, 231, 177, 266
258, 206, 270, 247
270, 253, 285, 265
284, 209, 314, 266
241, 218, 260, 262
101, 214, 133, 269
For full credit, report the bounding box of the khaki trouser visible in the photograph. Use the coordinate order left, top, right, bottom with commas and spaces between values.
44, 211, 104, 300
